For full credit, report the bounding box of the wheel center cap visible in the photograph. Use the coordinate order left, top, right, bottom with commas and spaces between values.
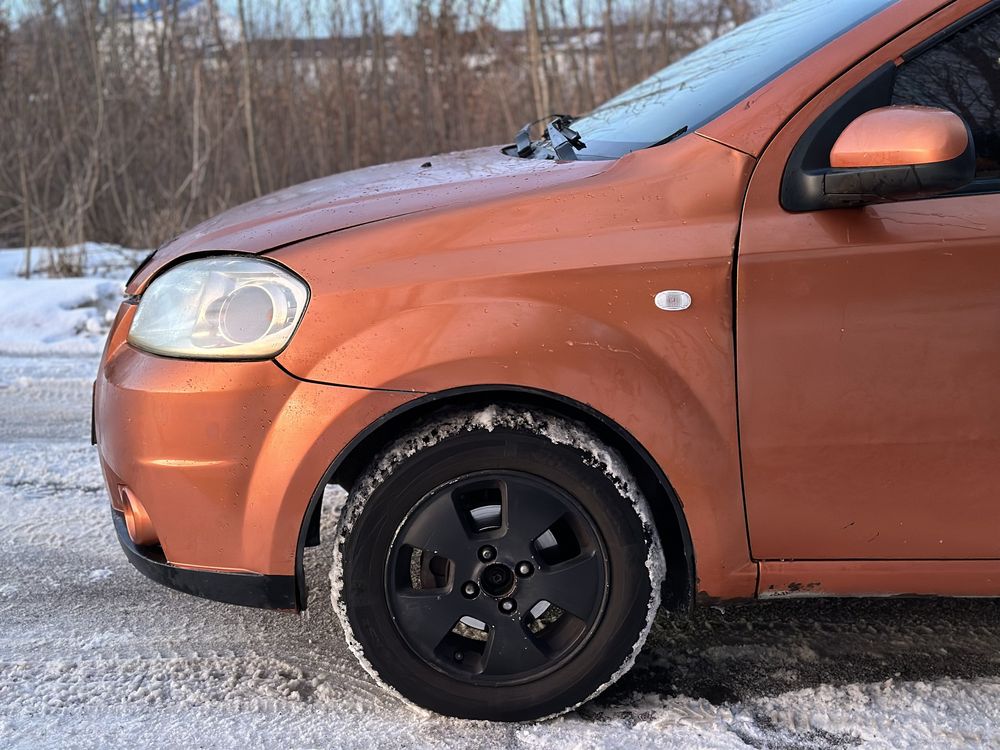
480, 562, 515, 597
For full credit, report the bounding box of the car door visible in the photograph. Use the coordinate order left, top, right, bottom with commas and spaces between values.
737, 4, 1000, 561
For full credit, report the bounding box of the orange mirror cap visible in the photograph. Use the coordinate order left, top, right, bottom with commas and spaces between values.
830, 105, 969, 169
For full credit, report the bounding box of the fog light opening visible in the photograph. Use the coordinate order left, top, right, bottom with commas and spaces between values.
120, 487, 159, 546
112, 485, 128, 513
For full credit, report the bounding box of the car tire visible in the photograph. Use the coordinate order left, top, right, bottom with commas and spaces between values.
331, 405, 665, 721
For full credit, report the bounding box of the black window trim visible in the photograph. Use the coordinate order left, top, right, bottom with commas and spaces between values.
899, 0, 1000, 197
901, 0, 1000, 62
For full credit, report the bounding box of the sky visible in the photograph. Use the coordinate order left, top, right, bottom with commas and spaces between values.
6, 1, 529, 31
223, 1, 527, 31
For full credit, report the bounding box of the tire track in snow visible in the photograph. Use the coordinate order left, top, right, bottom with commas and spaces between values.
3, 356, 1000, 748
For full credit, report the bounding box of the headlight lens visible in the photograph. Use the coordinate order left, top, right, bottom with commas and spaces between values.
127, 257, 309, 359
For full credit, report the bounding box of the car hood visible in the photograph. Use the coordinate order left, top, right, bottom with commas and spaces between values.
130, 147, 610, 291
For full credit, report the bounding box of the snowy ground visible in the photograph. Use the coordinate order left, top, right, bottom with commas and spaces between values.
2, 248, 1000, 748
0, 244, 147, 357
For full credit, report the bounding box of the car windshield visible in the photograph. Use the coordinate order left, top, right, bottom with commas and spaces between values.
567, 0, 897, 159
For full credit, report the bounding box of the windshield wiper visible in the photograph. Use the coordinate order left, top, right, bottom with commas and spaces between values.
545, 116, 586, 160
651, 125, 689, 148
513, 114, 584, 159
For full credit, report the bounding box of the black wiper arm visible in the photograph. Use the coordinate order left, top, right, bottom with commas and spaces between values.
651, 125, 689, 148
545, 116, 586, 161
512, 113, 577, 158
514, 123, 536, 157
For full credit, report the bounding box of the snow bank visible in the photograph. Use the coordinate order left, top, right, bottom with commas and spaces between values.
0, 245, 147, 357
0, 243, 144, 280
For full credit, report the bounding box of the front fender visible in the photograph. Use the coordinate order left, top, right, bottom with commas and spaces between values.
277, 272, 753, 599
273, 137, 757, 599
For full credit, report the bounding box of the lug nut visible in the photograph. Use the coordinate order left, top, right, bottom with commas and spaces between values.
461, 581, 479, 599
499, 598, 516, 614
478, 545, 497, 562
515, 561, 534, 577
454, 651, 465, 662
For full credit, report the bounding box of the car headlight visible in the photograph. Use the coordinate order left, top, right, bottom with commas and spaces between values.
127, 256, 309, 360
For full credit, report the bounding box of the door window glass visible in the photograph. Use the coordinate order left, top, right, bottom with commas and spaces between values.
892, 9, 1000, 180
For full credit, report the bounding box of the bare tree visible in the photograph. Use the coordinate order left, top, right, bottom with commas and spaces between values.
0, 0, 769, 258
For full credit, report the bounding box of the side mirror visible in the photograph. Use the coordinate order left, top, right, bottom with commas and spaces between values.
783, 105, 976, 211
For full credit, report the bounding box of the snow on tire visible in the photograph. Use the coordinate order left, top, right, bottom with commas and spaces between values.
330, 405, 665, 721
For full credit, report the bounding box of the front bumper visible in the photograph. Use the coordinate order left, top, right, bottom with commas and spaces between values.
95, 302, 416, 608
112, 510, 297, 608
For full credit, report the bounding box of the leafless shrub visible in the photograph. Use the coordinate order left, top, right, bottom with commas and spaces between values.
0, 0, 769, 256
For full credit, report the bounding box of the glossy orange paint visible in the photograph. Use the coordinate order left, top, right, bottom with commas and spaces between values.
94, 0, 1000, 610
737, 0, 1000, 571
98, 134, 758, 599
274, 134, 758, 599
127, 151, 612, 293
95, 302, 414, 575
829, 105, 970, 167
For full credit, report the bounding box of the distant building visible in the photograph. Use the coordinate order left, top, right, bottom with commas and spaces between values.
109, 0, 239, 49
117, 0, 204, 16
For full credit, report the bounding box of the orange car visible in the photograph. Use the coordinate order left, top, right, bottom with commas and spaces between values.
94, 0, 1000, 720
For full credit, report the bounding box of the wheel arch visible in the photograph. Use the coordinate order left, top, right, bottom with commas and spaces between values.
295, 385, 695, 612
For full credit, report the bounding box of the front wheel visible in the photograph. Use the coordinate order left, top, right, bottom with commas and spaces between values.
331, 406, 665, 721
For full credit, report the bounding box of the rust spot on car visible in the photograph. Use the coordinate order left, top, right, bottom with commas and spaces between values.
785, 582, 822, 593
695, 590, 755, 607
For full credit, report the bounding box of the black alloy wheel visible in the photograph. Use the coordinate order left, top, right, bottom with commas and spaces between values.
386, 470, 609, 685
334, 407, 663, 721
